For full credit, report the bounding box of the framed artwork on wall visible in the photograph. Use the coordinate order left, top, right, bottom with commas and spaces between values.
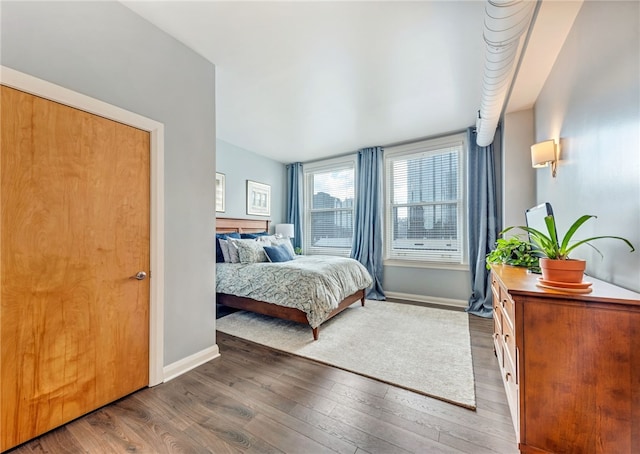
246, 180, 271, 216
215, 172, 225, 212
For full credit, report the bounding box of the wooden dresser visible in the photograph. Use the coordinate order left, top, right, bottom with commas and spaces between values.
490, 264, 640, 454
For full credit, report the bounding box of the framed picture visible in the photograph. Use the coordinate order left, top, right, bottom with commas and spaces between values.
246, 180, 271, 216
215, 172, 225, 212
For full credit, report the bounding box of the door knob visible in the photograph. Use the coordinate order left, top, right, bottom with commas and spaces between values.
132, 271, 147, 280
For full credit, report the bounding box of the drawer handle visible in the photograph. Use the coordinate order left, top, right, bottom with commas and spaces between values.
505, 372, 512, 382
504, 334, 509, 343
501, 299, 507, 307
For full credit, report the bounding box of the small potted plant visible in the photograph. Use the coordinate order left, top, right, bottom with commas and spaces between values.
501, 214, 635, 283
486, 236, 540, 272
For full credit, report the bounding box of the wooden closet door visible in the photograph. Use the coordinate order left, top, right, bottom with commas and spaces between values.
0, 86, 150, 451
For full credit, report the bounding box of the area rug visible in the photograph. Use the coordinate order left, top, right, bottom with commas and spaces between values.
216, 300, 476, 409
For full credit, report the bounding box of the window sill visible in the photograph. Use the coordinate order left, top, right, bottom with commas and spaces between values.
383, 259, 469, 271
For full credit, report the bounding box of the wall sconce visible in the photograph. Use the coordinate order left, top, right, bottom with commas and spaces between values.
531, 139, 558, 178
275, 223, 295, 239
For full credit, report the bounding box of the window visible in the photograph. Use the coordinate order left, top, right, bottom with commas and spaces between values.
385, 134, 466, 265
304, 157, 356, 257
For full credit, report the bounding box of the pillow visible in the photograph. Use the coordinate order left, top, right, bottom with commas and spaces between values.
216, 232, 240, 262
218, 239, 231, 263
257, 234, 277, 244
240, 231, 269, 239
226, 238, 241, 263
279, 243, 295, 260
264, 244, 294, 263
230, 238, 268, 263
270, 237, 296, 258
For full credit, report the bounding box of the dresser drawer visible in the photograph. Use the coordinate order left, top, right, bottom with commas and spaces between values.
501, 308, 517, 383
494, 329, 504, 368
502, 346, 519, 436
491, 271, 504, 368
492, 272, 503, 331
499, 285, 515, 331
491, 273, 500, 299
493, 296, 503, 334
502, 347, 517, 394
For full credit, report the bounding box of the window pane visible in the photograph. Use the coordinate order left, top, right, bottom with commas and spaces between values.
304, 162, 355, 256
392, 151, 458, 204
385, 137, 465, 264
310, 210, 353, 248
392, 204, 458, 251
312, 169, 354, 209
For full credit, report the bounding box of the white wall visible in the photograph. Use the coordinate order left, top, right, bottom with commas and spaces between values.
502, 108, 536, 231
533, 1, 640, 291
383, 265, 470, 305
1, 1, 218, 365
216, 140, 287, 226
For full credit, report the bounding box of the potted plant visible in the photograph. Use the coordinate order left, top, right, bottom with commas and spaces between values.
486, 236, 540, 272
501, 214, 635, 283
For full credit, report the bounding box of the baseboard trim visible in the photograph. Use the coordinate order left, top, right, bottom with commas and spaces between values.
162, 344, 220, 383
385, 291, 467, 308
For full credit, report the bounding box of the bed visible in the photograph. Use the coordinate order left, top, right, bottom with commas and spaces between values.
215, 217, 371, 340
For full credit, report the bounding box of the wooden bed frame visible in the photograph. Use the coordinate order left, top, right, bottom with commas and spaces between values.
215, 217, 366, 340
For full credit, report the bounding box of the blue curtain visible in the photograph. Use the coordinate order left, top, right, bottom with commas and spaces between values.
286, 162, 303, 250
467, 127, 499, 317
351, 147, 386, 300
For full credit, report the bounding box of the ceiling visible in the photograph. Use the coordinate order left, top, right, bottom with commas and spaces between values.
122, 1, 582, 163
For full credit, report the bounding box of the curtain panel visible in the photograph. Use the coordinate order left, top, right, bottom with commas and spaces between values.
286, 162, 303, 250
466, 127, 499, 317
351, 146, 386, 300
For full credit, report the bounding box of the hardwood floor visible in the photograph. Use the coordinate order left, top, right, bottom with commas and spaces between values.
6, 308, 517, 454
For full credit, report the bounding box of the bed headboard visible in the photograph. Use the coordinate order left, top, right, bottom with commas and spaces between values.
216, 217, 271, 234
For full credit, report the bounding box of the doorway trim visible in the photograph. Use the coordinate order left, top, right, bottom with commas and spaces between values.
1, 65, 165, 385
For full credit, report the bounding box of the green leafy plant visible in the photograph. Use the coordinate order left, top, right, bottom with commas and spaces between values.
486, 236, 540, 270
294, 247, 303, 255
501, 214, 634, 260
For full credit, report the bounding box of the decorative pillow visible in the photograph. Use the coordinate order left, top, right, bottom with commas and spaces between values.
230, 238, 268, 263
216, 232, 240, 262
264, 244, 294, 263
226, 238, 241, 263
240, 231, 270, 239
257, 234, 276, 243
218, 239, 231, 263
270, 237, 296, 258
281, 243, 295, 260
215, 234, 225, 262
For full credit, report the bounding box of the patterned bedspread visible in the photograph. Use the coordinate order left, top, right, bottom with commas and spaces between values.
216, 255, 373, 328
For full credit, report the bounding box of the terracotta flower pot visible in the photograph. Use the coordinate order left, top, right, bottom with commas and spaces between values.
539, 258, 586, 283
